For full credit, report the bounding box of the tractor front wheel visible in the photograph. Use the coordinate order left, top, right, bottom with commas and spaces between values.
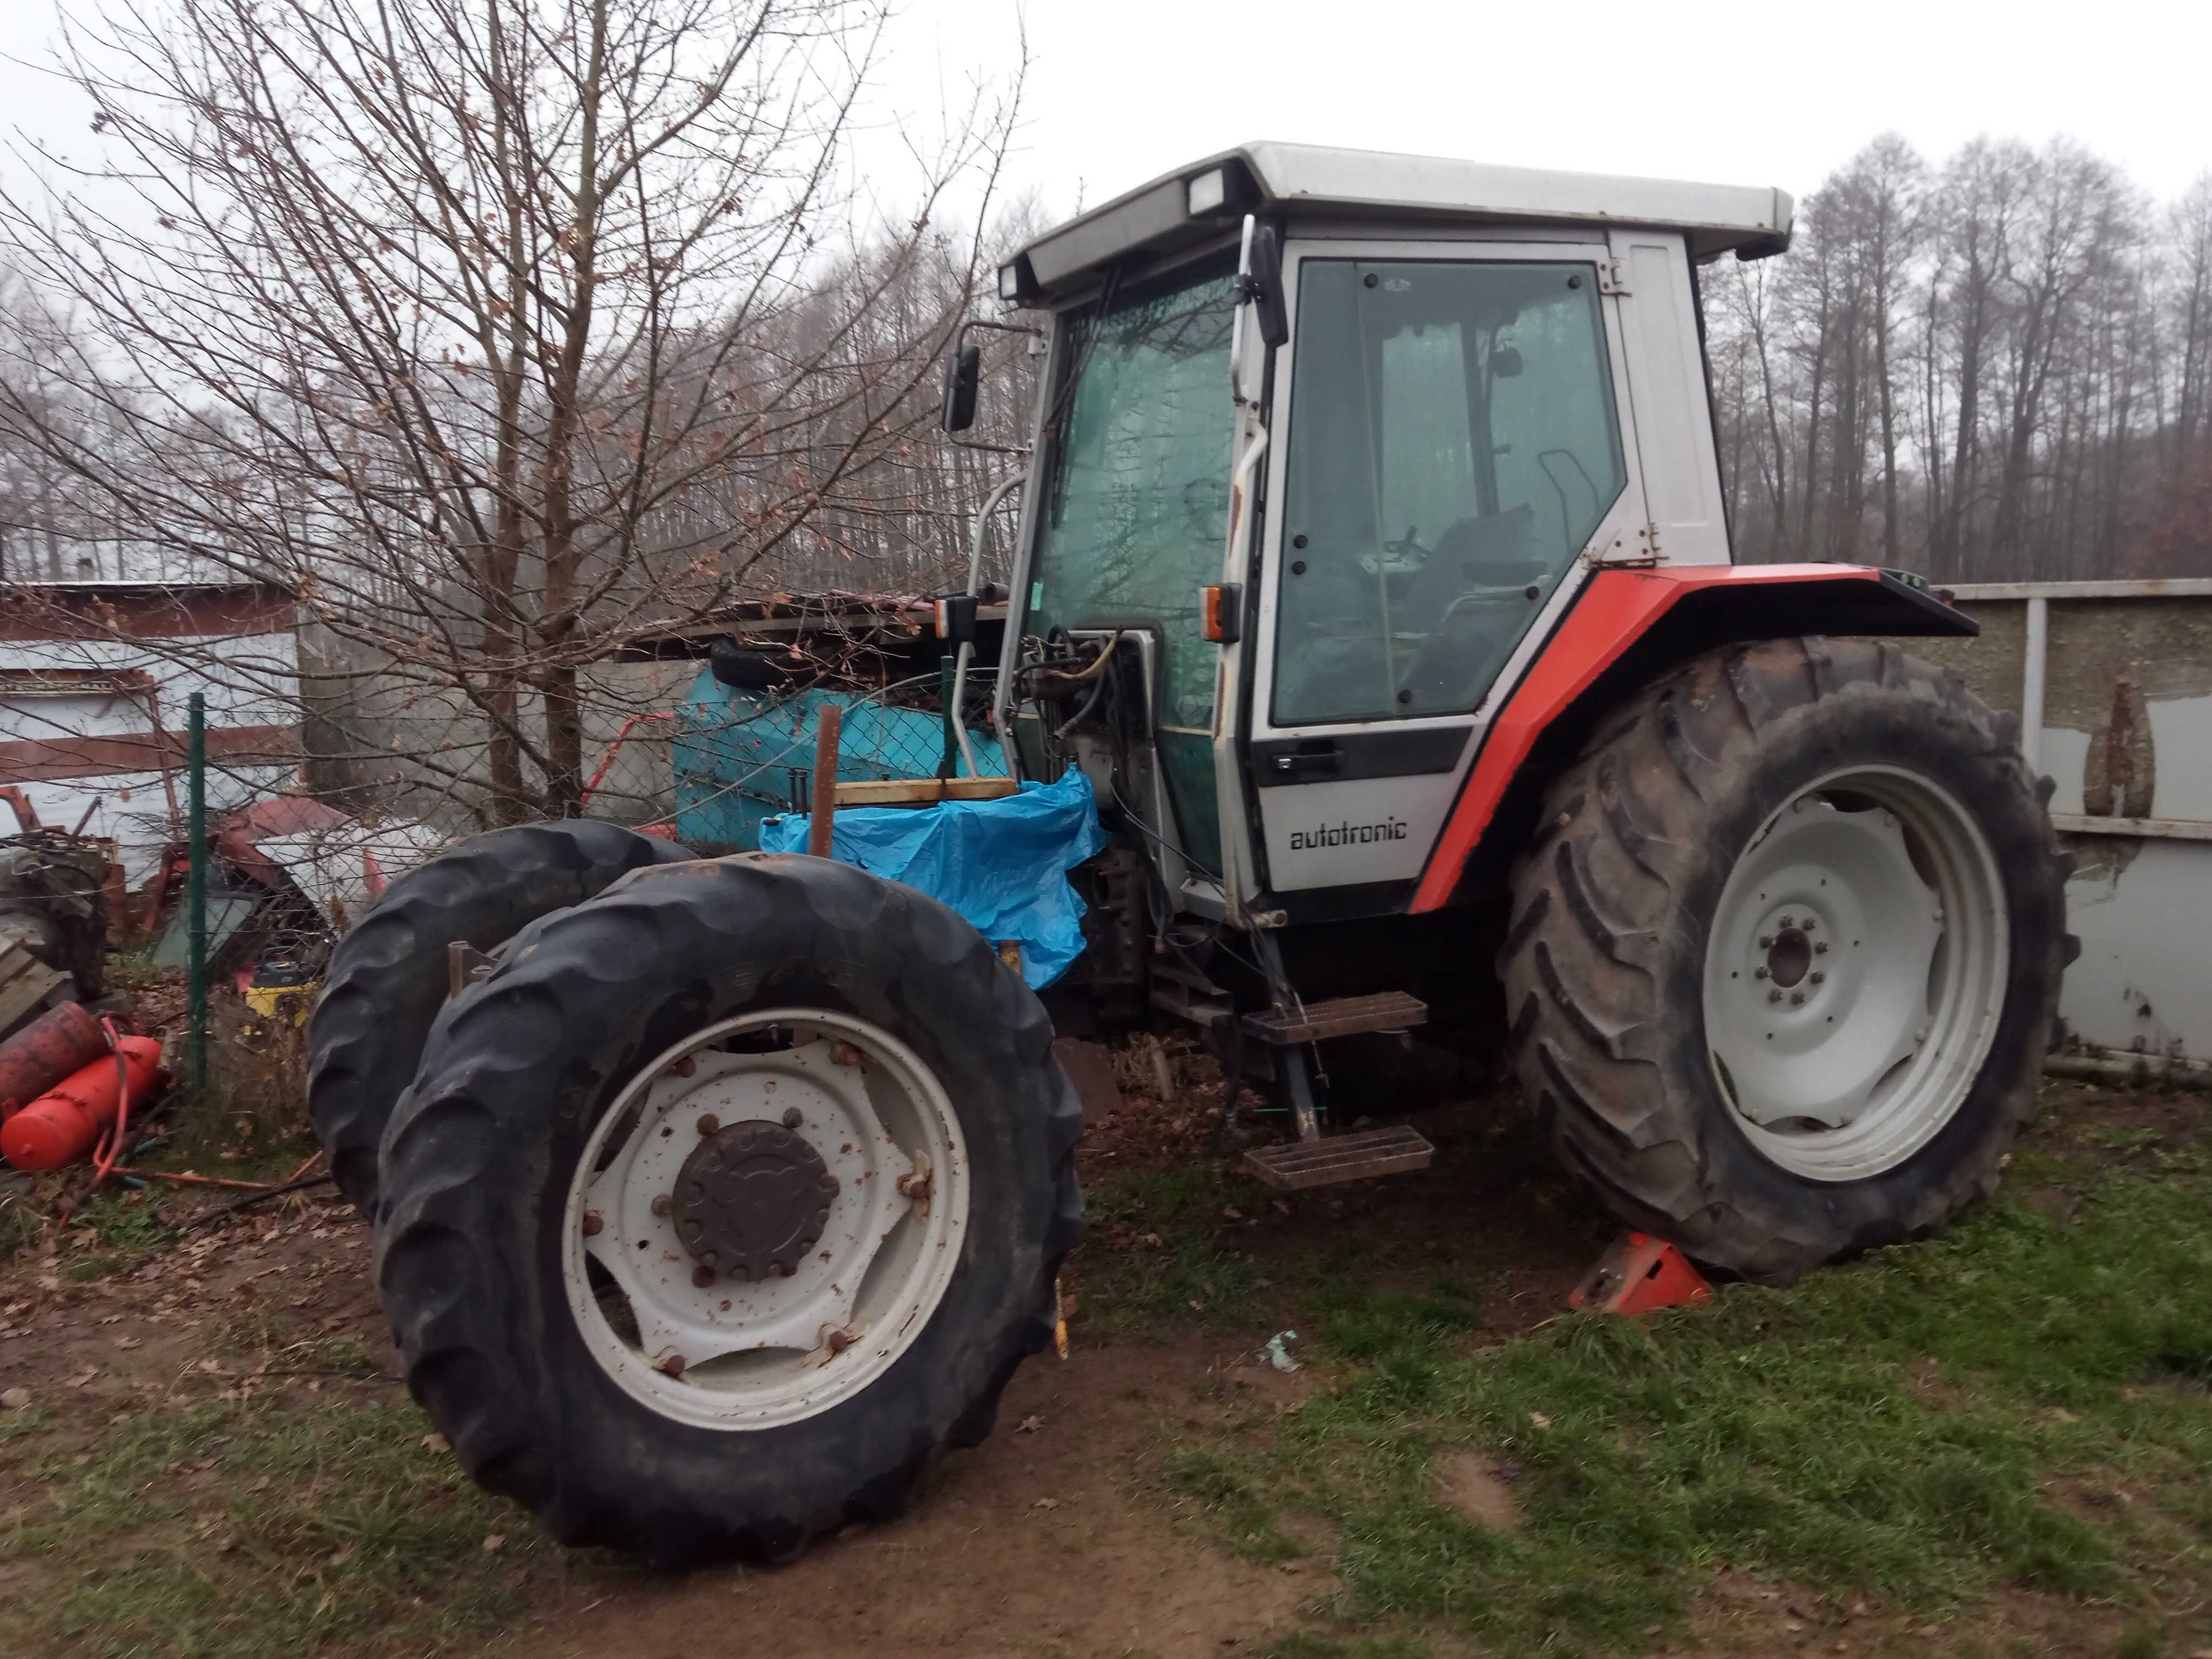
1500, 638, 2067, 1281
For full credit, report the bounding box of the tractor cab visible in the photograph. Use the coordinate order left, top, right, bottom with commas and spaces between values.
949, 143, 1795, 929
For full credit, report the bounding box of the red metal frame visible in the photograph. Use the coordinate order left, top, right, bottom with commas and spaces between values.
1407, 563, 1885, 913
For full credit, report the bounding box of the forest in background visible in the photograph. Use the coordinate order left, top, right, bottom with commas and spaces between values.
1705, 134, 2210, 582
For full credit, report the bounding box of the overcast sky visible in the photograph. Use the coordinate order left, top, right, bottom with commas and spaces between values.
4, 0, 2207, 231
891, 0, 2212, 217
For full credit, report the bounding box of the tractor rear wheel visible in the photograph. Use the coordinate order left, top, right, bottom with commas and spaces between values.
306, 819, 694, 1215
372, 854, 1082, 1566
1500, 638, 2067, 1281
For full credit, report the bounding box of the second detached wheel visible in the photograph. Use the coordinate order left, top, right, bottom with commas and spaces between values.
1501, 637, 2068, 1281
306, 819, 694, 1214
373, 854, 1082, 1565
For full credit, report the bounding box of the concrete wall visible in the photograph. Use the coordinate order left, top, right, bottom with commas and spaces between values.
296, 621, 699, 828
1914, 582, 2212, 1063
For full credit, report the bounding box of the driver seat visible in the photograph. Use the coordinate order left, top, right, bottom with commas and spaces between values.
1395, 505, 1547, 713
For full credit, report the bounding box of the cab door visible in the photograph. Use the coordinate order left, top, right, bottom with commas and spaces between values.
1243, 238, 1647, 903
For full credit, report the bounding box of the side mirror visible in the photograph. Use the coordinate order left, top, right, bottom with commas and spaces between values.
1492, 345, 1524, 379
1247, 223, 1288, 349
939, 342, 981, 433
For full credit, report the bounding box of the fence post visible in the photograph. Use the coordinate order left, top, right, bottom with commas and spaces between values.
807, 703, 842, 860
186, 691, 208, 1103
936, 655, 959, 780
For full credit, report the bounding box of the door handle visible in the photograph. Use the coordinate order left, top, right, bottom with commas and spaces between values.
1267, 744, 1343, 779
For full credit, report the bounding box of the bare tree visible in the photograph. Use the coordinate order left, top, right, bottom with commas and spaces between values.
1705, 133, 2204, 584
0, 0, 1022, 824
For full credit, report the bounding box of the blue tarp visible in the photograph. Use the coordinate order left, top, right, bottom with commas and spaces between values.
759, 770, 1109, 989
671, 671, 1008, 852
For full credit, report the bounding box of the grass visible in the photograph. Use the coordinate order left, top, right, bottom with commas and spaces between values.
0, 1395, 547, 1659
1129, 1118, 2212, 1656
6, 1068, 2208, 1657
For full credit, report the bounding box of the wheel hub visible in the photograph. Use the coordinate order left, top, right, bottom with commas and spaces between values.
672, 1120, 835, 1281
1701, 768, 2007, 1183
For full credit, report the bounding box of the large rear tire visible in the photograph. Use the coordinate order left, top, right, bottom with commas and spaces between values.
306, 820, 693, 1214
372, 854, 1082, 1566
1500, 638, 2067, 1281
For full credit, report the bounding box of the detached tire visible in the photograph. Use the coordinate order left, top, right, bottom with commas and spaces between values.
1501, 638, 2067, 1281
306, 820, 693, 1213
373, 854, 1082, 1566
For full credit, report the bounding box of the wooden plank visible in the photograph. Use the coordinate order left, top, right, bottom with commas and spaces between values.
0, 941, 65, 1038
2049, 813, 2212, 844
830, 776, 1020, 807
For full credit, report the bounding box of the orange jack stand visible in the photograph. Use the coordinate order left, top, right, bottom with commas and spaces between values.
1569, 1231, 1714, 1316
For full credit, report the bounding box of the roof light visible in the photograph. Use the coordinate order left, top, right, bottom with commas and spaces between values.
1185, 168, 1228, 217
997, 262, 1021, 302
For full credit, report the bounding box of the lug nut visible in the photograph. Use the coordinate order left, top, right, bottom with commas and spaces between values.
692, 1265, 716, 1289
651, 1193, 672, 1217
907, 1177, 932, 1204
1754, 966, 1770, 980
1814, 941, 1830, 954
657, 1352, 687, 1378
1778, 916, 1793, 929
1758, 935, 1774, 948
666, 1056, 697, 1078
1768, 989, 1783, 1003
1810, 972, 1825, 985
1790, 992, 1805, 1006
825, 1328, 854, 1355
782, 1108, 802, 1129
581, 1211, 603, 1236
696, 1113, 720, 1136
1800, 917, 1815, 930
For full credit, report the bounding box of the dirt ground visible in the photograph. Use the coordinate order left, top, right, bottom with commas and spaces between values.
3, 1057, 2208, 1657
0, 1196, 1374, 1657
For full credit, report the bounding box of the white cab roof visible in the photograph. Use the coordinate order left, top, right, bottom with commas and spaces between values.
1010, 140, 1794, 301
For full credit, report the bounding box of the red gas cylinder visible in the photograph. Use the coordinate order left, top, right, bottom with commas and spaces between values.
0, 1002, 110, 1119
0, 1037, 167, 1171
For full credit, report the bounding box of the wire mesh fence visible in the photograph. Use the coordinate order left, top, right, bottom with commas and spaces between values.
669, 666, 1004, 851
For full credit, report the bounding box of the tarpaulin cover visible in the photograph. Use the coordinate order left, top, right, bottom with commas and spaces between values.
759, 770, 1108, 989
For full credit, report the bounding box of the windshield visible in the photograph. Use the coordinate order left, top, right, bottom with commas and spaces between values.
1028, 262, 1238, 734
1023, 261, 1238, 870
1271, 257, 1628, 728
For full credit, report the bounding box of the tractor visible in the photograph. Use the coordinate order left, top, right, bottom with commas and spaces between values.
305, 143, 2068, 1566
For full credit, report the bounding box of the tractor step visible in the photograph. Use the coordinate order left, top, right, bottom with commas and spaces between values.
1240, 1123, 1435, 1190
1242, 991, 1427, 1045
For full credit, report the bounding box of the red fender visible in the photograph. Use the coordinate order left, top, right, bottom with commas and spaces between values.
1407, 564, 1960, 913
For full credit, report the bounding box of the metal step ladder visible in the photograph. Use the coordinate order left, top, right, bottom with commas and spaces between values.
1236, 976, 1436, 1190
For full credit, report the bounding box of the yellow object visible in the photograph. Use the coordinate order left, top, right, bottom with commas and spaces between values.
243, 981, 319, 1025
1053, 1272, 1068, 1360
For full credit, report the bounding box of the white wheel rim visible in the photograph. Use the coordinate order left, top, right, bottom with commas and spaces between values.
1702, 766, 2008, 1183
560, 1008, 969, 1431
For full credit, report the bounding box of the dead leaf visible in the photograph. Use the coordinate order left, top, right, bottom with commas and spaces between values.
113, 1336, 142, 1351
68, 1368, 97, 1388
481, 1532, 507, 1554
423, 1433, 451, 1453
1, 1387, 30, 1411
1014, 1415, 1043, 1434
1528, 1412, 1553, 1430
1031, 1497, 1060, 1511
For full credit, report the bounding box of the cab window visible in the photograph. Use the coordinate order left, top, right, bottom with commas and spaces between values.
1271, 258, 1628, 727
